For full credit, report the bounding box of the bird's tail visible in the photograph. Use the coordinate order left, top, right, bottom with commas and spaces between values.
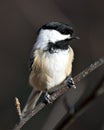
22, 89, 42, 117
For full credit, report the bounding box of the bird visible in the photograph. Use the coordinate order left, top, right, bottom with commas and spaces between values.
22, 22, 79, 116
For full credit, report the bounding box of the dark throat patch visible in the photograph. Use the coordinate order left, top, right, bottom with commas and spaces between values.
47, 39, 69, 53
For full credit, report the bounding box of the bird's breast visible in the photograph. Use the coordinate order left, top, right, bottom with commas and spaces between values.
29, 48, 74, 90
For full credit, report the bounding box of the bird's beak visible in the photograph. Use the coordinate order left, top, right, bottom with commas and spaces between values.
71, 33, 80, 40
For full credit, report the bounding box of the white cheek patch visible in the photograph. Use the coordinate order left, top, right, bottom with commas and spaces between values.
35, 29, 71, 49
45, 29, 71, 43
41, 29, 71, 43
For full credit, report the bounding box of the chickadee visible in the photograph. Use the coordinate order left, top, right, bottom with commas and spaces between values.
22, 22, 79, 115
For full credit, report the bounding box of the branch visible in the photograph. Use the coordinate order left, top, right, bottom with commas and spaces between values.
13, 56, 104, 130
54, 75, 104, 130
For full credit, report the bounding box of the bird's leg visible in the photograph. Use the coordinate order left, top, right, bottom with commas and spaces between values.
44, 91, 54, 104
44, 76, 76, 104
66, 76, 76, 89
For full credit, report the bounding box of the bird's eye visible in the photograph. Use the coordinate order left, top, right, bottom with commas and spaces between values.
64, 30, 69, 34
62, 29, 73, 35
60, 29, 68, 35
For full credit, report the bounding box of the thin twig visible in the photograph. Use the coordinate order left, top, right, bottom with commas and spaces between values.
15, 97, 22, 120
13, 56, 104, 130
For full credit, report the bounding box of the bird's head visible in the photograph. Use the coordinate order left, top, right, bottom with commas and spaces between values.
35, 22, 79, 51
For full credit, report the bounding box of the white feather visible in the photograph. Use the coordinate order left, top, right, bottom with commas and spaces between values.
45, 49, 71, 89
35, 29, 71, 49
32, 28, 73, 89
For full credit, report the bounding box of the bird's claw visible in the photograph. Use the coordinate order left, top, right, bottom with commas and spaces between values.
44, 92, 53, 104
66, 76, 76, 89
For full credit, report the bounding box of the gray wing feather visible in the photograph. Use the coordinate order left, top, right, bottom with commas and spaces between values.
28, 47, 35, 72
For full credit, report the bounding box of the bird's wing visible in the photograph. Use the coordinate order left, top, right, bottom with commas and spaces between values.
28, 47, 35, 72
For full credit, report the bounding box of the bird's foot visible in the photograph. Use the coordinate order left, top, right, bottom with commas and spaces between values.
44, 92, 53, 104
66, 76, 76, 89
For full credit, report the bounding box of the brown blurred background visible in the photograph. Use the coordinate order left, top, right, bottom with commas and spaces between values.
0, 0, 104, 130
